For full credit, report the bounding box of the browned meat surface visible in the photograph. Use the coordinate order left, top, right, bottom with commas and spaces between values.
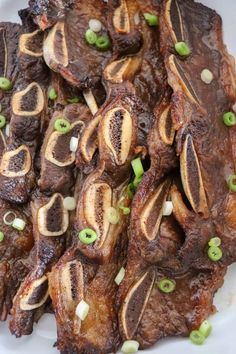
118, 264, 226, 348
160, 0, 236, 267
39, 104, 92, 193
0, 200, 33, 320
48, 248, 124, 354
42, 0, 111, 89
9, 192, 68, 336
0, 23, 22, 120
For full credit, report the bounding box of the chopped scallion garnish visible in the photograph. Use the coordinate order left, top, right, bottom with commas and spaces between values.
175, 41, 191, 57
223, 112, 236, 127
131, 157, 144, 179
85, 29, 97, 45
227, 174, 236, 192
0, 115, 6, 129
12, 218, 26, 231
54, 118, 71, 134
0, 77, 12, 91
199, 320, 212, 338
95, 36, 110, 50
208, 245, 222, 262
79, 228, 97, 244
48, 87, 57, 100
144, 13, 159, 26
0, 231, 4, 242
158, 278, 176, 293
3, 211, 17, 226
189, 330, 205, 345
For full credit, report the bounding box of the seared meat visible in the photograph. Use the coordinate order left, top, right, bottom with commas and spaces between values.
0, 200, 33, 320
0, 15, 48, 204
42, 0, 111, 89
118, 263, 226, 348
39, 103, 92, 193
0, 23, 22, 120
9, 192, 68, 336
160, 0, 236, 267
48, 249, 124, 354
28, 0, 74, 30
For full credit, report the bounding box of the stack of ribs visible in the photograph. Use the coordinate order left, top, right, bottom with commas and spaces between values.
0, 0, 235, 353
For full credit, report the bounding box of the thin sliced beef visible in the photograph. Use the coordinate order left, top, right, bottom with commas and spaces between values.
0, 23, 21, 121
160, 0, 236, 267
9, 192, 68, 336
0, 200, 33, 320
48, 248, 124, 354
118, 263, 226, 348
39, 103, 91, 193
42, 0, 111, 89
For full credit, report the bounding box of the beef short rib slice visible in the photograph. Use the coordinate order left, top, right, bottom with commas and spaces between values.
0, 200, 34, 320
160, 0, 236, 267
42, 0, 111, 89
0, 23, 21, 125
28, 0, 74, 30
118, 263, 226, 348
10, 192, 68, 337
48, 248, 124, 354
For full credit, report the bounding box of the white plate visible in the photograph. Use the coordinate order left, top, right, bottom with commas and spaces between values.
0, 1, 236, 353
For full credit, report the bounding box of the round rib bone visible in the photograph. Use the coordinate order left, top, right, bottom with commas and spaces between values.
45, 121, 84, 167
104, 57, 141, 84
113, 0, 131, 33
100, 106, 133, 165
19, 30, 44, 57
120, 269, 155, 339
37, 193, 69, 237
0, 145, 31, 178
158, 105, 175, 145
43, 21, 69, 69
180, 134, 209, 216
12, 82, 44, 117
20, 275, 49, 311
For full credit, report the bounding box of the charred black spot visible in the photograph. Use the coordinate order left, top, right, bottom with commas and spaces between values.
113, 30, 143, 56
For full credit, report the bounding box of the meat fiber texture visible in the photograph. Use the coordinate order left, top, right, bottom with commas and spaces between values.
0, 0, 235, 353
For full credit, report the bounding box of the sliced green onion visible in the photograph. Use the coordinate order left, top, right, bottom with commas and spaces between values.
189, 330, 205, 345
163, 201, 173, 216
121, 340, 140, 353
75, 299, 89, 320
200, 69, 213, 84
5, 123, 10, 137
79, 228, 97, 244
133, 175, 142, 188
223, 112, 236, 127
175, 41, 191, 57
131, 157, 144, 178
89, 19, 102, 33
70, 137, 79, 153
115, 267, 125, 285
0, 103, 2, 112
12, 218, 26, 231
85, 29, 97, 45
208, 246, 222, 262
106, 207, 120, 225
199, 320, 212, 338
158, 278, 176, 293
144, 13, 159, 26
208, 237, 221, 247
127, 183, 135, 199
0, 77, 12, 91
67, 97, 80, 104
0, 115, 6, 129
0, 231, 4, 242
63, 197, 76, 211
119, 206, 130, 215
3, 211, 16, 225
54, 118, 71, 134
48, 87, 57, 100
228, 174, 236, 192
95, 36, 110, 51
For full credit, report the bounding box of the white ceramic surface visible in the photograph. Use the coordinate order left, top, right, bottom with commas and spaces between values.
0, 1, 236, 353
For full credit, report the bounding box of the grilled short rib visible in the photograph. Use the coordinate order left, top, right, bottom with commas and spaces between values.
160, 0, 236, 267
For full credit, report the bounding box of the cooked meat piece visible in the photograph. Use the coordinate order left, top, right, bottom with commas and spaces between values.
18, 9, 50, 83
42, 0, 111, 89
160, 0, 236, 267
28, 0, 74, 30
48, 248, 123, 354
0, 10, 49, 204
0, 80, 46, 203
107, 0, 143, 57
0, 23, 22, 120
118, 263, 226, 348
9, 192, 68, 336
39, 103, 92, 193
0, 200, 33, 320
